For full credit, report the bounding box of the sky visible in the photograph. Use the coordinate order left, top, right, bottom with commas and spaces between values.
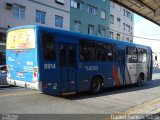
134, 14, 160, 53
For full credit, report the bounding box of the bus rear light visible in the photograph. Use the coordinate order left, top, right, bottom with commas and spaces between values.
34, 72, 37, 77
33, 67, 38, 78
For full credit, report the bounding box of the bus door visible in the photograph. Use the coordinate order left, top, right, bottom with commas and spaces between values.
147, 51, 152, 81
117, 50, 125, 85
59, 44, 77, 93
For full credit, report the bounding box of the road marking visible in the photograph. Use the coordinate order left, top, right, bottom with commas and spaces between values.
105, 97, 160, 120
121, 97, 160, 114
0, 91, 38, 97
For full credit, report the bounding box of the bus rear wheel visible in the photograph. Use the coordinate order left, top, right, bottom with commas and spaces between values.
136, 74, 144, 87
91, 77, 103, 94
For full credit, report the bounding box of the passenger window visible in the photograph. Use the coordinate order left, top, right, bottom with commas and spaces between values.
138, 48, 147, 62
112, 45, 116, 61
96, 42, 115, 61
43, 34, 56, 61
80, 40, 96, 61
60, 45, 67, 67
126, 47, 138, 63
69, 46, 75, 67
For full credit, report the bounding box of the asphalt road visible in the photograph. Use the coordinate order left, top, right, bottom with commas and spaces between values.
0, 69, 160, 117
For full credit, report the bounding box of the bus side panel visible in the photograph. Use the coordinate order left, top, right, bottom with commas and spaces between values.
125, 63, 137, 84
38, 32, 60, 95
116, 45, 130, 85
57, 36, 78, 94
77, 61, 117, 92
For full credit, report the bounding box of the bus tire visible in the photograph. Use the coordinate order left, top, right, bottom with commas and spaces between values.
136, 74, 144, 87
91, 76, 103, 94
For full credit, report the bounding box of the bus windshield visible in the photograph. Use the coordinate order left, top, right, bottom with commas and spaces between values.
6, 28, 35, 49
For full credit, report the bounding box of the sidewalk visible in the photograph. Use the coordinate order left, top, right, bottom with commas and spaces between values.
108, 97, 160, 120
122, 97, 160, 115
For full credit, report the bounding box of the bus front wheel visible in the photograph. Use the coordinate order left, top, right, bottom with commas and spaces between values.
91, 76, 103, 94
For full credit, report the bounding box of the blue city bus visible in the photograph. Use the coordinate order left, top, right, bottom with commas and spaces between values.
6, 25, 152, 95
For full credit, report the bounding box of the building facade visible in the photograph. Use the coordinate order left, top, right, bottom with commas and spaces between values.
70, 0, 110, 37
109, 1, 134, 42
0, 0, 70, 64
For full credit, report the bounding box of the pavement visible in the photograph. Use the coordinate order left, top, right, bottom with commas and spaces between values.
112, 97, 160, 120
106, 70, 160, 120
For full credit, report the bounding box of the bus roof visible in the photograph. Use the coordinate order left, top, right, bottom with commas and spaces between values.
7, 25, 151, 51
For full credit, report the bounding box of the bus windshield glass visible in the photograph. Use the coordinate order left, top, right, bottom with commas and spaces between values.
6, 28, 35, 49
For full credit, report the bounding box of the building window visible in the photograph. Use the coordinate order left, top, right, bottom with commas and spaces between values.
71, 0, 84, 11
100, 27, 106, 37
36, 10, 46, 24
87, 5, 97, 15
110, 31, 114, 38
77, 1, 84, 11
117, 34, 120, 40
74, 21, 81, 32
128, 25, 130, 32
110, 14, 114, 24
71, 0, 77, 8
131, 15, 133, 21
55, 0, 65, 5
101, 10, 106, 19
110, 1, 114, 7
115, 4, 121, 11
55, 15, 63, 28
88, 25, 94, 35
126, 24, 130, 32
126, 11, 131, 18
117, 18, 121, 26
123, 9, 125, 16
124, 9, 131, 19
123, 23, 125, 30
13, 4, 25, 19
